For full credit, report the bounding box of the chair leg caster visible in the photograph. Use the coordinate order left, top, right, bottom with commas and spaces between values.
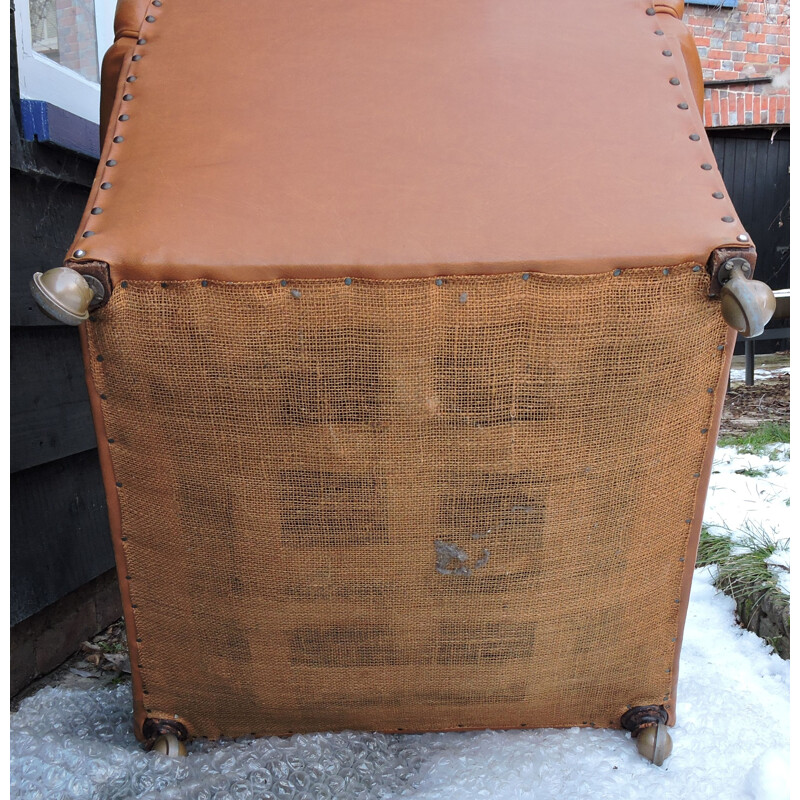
620, 705, 673, 767
635, 722, 673, 766
143, 718, 190, 758
152, 733, 188, 758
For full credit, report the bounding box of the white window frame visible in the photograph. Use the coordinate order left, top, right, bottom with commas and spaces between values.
14, 1, 116, 125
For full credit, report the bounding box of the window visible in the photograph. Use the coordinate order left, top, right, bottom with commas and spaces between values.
14, 0, 115, 155
29, 0, 100, 82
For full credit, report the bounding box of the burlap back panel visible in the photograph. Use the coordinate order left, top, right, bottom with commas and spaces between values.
85, 265, 727, 739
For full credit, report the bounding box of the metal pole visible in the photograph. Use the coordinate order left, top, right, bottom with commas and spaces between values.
745, 338, 755, 386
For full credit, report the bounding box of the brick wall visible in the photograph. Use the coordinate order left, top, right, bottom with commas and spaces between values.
684, 1, 789, 127
55, 0, 98, 83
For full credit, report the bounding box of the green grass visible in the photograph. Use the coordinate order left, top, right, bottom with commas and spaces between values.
734, 465, 782, 478
717, 421, 790, 455
97, 641, 125, 654
696, 526, 734, 568
697, 521, 789, 643
734, 467, 768, 478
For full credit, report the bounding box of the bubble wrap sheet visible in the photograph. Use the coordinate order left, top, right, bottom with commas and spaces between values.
10, 571, 790, 800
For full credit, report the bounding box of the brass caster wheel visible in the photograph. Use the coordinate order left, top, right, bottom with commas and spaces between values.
29, 267, 104, 325
152, 733, 187, 758
719, 257, 775, 338
636, 722, 673, 767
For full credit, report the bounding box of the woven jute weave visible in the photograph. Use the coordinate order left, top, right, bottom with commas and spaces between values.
86, 265, 728, 739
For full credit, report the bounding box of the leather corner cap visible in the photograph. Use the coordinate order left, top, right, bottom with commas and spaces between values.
654, 1, 684, 18
70, 0, 749, 281
114, 0, 151, 39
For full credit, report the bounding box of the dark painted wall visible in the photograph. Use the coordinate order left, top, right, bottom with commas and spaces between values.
10, 14, 113, 626
709, 127, 790, 292
709, 127, 790, 354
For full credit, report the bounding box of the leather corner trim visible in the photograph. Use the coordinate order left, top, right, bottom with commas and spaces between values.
707, 246, 757, 296
69, 260, 113, 310
78, 323, 149, 743
114, 0, 152, 39
654, 1, 684, 19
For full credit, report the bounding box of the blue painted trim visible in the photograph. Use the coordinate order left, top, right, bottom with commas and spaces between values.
20, 99, 100, 159
686, 0, 737, 8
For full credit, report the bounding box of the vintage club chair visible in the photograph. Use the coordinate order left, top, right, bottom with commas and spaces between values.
31, 0, 775, 764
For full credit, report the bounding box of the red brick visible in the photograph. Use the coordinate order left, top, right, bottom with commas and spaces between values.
743, 33, 764, 42
714, 71, 740, 80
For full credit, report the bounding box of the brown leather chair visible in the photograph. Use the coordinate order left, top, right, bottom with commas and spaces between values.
31, 0, 774, 764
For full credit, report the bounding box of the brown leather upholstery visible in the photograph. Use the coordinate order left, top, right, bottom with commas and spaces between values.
71, 0, 749, 742
654, 1, 685, 19
68, 0, 747, 283
99, 0, 150, 142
